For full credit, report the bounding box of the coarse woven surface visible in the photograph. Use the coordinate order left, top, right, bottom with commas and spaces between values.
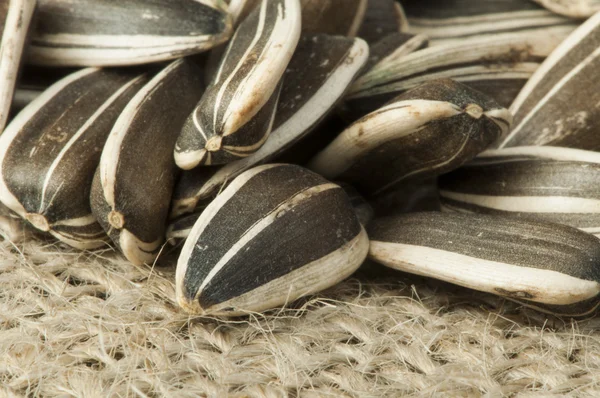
1, 238, 600, 397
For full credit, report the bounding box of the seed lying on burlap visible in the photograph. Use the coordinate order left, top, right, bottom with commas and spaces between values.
0, 0, 36, 132
440, 146, 600, 236
300, 0, 367, 36
309, 79, 512, 198
499, 12, 600, 149
176, 164, 369, 316
356, 0, 408, 44
28, 0, 232, 67
175, 0, 301, 169
91, 59, 204, 266
368, 212, 600, 306
346, 31, 569, 118
403, 0, 577, 46
171, 34, 369, 216
532, 0, 600, 18
0, 68, 148, 249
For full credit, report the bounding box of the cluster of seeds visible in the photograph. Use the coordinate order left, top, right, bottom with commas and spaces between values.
1, 0, 600, 317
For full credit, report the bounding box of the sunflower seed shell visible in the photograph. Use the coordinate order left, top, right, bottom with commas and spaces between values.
171, 34, 369, 217
91, 59, 204, 265
499, 12, 600, 149
440, 146, 600, 236
176, 164, 369, 316
0, 0, 36, 132
368, 212, 600, 306
174, 0, 301, 169
0, 68, 148, 249
357, 0, 407, 44
532, 0, 600, 18
28, 0, 233, 67
309, 79, 512, 197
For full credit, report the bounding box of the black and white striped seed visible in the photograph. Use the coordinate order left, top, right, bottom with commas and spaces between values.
0, 68, 148, 249
357, 0, 407, 44
28, 0, 233, 67
368, 212, 600, 306
91, 59, 204, 266
174, 0, 301, 169
440, 146, 600, 236
0, 0, 36, 133
300, 0, 367, 37
499, 12, 600, 150
309, 79, 512, 197
176, 164, 369, 316
171, 34, 369, 216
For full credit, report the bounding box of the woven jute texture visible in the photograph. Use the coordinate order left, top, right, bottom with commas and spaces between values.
1, 238, 600, 397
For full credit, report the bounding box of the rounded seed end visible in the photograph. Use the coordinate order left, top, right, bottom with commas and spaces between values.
25, 213, 50, 232
465, 104, 484, 119
108, 210, 125, 229
205, 136, 223, 152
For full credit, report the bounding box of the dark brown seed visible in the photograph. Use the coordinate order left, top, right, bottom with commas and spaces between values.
368, 212, 600, 307
176, 164, 369, 316
90, 59, 204, 265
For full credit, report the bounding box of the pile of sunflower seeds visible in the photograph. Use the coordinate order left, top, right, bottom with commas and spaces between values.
1, 0, 600, 317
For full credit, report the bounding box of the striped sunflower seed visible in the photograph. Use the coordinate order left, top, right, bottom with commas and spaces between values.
356, 0, 408, 44
171, 34, 368, 217
300, 0, 367, 36
176, 164, 369, 315
166, 211, 204, 245
532, 0, 600, 18
346, 31, 571, 119
0, 68, 148, 249
227, 0, 262, 25
28, 0, 232, 67
0, 0, 35, 132
403, 0, 577, 46
368, 212, 600, 307
308, 79, 512, 198
174, 0, 302, 169
498, 12, 600, 149
91, 59, 204, 266
439, 146, 600, 236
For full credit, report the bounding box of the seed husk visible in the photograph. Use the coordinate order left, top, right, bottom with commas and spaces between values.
228, 0, 262, 25
174, 0, 302, 169
439, 146, 600, 236
176, 163, 369, 316
346, 31, 570, 119
309, 79, 512, 198
403, 0, 577, 46
362, 33, 429, 73
171, 34, 369, 217
166, 211, 204, 245
300, 0, 367, 36
0, 68, 148, 249
0, 0, 36, 133
28, 0, 232, 67
532, 0, 600, 18
357, 0, 408, 44
90, 59, 204, 266
368, 212, 600, 306
499, 12, 600, 149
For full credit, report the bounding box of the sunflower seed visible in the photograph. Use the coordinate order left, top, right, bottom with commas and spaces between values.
368, 212, 600, 306
346, 31, 570, 119
439, 146, 600, 236
90, 59, 204, 266
362, 33, 429, 73
0, 0, 36, 133
171, 34, 368, 216
0, 68, 148, 249
308, 79, 512, 198
166, 211, 204, 245
28, 0, 232, 67
176, 164, 369, 315
357, 0, 408, 44
403, 0, 577, 46
300, 0, 367, 36
228, 0, 262, 25
532, 0, 600, 18
174, 0, 301, 169
498, 12, 600, 149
